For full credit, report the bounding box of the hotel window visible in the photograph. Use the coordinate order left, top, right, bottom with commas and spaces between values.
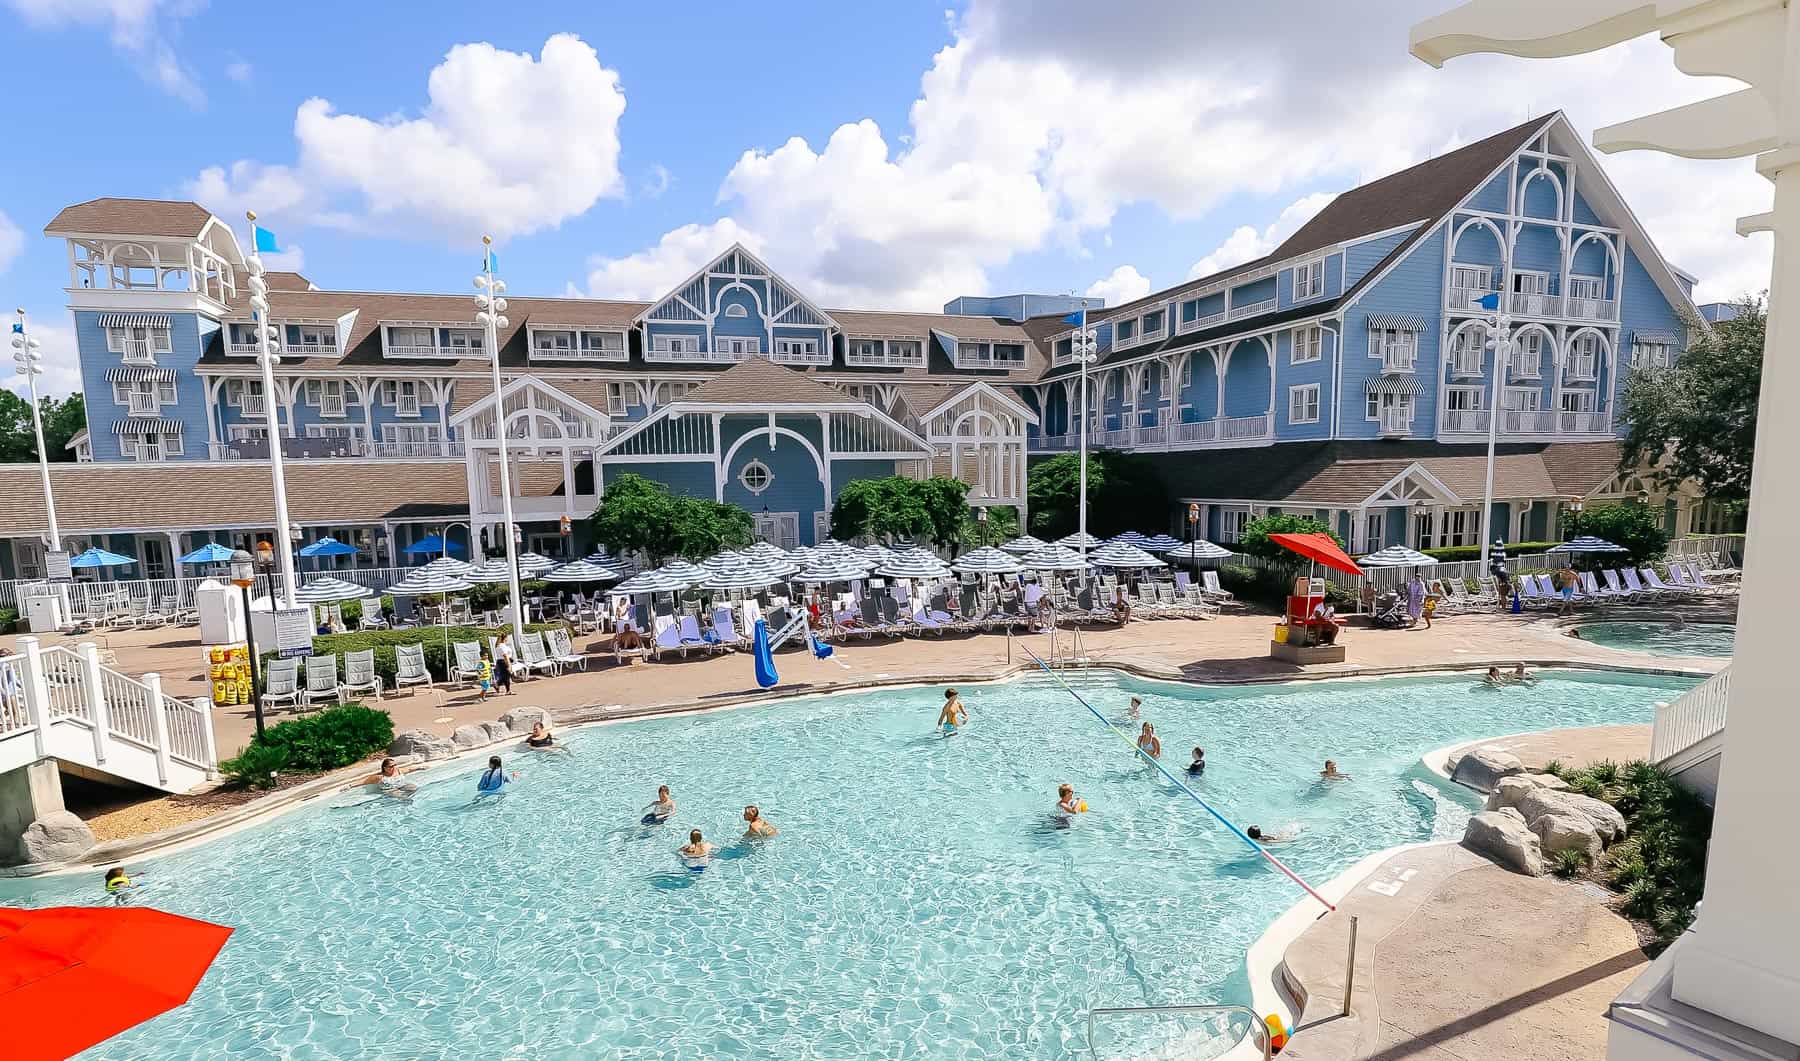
1365, 391, 1414, 423
1502, 387, 1542, 412
1450, 264, 1493, 295
106, 325, 173, 358
606, 382, 627, 416
445, 330, 482, 354
1512, 332, 1543, 378
1369, 327, 1417, 371
387, 326, 436, 353
227, 379, 265, 408
1142, 309, 1165, 335
1180, 357, 1192, 387
1291, 325, 1323, 364
718, 336, 760, 356
1294, 259, 1324, 299
1560, 390, 1596, 413
534, 329, 574, 353
294, 325, 335, 351
775, 338, 819, 359
738, 459, 773, 495
382, 380, 422, 416
1630, 339, 1672, 368
131, 431, 181, 461
304, 379, 348, 416
581, 330, 625, 355
1053, 337, 1073, 364
1568, 334, 1600, 380
1449, 327, 1485, 376
1445, 386, 1482, 412
382, 423, 442, 448
1288, 383, 1320, 425
992, 343, 1024, 363
1114, 319, 1136, 344
652, 335, 700, 354
1139, 371, 1152, 396
724, 304, 749, 318
1566, 275, 1603, 301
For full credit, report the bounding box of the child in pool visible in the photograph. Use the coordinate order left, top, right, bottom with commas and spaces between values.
104, 866, 134, 898
937, 689, 968, 735
643, 785, 676, 824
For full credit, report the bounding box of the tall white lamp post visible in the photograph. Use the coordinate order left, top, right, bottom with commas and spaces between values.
10, 310, 62, 557
1415, 3, 1800, 1050
243, 213, 300, 608
475, 237, 525, 645
1072, 309, 1098, 567
1473, 296, 1514, 572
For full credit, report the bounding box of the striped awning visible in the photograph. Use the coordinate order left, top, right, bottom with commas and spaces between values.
104, 367, 177, 384
1365, 376, 1426, 397
1631, 330, 1677, 345
110, 418, 185, 435
96, 313, 171, 329
1366, 313, 1427, 331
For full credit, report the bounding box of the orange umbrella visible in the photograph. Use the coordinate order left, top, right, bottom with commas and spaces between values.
0, 906, 233, 1061
1267, 532, 1363, 578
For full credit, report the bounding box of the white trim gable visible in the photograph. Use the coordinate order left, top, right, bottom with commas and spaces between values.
634, 242, 841, 331
917, 381, 1041, 427
446, 374, 611, 430
1360, 462, 1463, 508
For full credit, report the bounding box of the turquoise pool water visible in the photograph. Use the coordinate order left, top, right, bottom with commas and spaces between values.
1578, 621, 1736, 658
3, 669, 1691, 1059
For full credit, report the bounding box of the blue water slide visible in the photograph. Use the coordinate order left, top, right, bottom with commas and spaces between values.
752, 618, 779, 688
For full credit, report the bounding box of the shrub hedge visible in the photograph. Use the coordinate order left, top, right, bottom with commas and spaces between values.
218, 703, 394, 789
1214, 564, 1359, 611
264, 623, 564, 687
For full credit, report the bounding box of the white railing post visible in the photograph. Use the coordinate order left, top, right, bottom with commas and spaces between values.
143, 672, 172, 786
16, 636, 50, 760
79, 641, 110, 766
195, 696, 219, 777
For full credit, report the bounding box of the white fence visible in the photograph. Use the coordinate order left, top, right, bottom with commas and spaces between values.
1651, 664, 1730, 766
0, 637, 216, 793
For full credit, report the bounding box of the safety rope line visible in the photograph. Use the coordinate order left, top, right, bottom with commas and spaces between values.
1021, 647, 1335, 912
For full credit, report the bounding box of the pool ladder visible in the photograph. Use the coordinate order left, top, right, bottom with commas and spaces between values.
1085, 1002, 1271, 1059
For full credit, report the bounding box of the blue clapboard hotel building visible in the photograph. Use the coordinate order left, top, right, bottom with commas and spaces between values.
0, 112, 1743, 581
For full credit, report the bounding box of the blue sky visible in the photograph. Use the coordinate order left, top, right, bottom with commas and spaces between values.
0, 0, 1773, 397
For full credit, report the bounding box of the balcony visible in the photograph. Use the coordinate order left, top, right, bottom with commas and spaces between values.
226, 342, 267, 356
240, 395, 267, 417
1448, 285, 1498, 312
386, 343, 480, 359
1564, 296, 1619, 322
1030, 412, 1272, 452
531, 343, 625, 363
1177, 310, 1228, 334
1436, 407, 1613, 436
1226, 297, 1277, 321
396, 396, 422, 417
318, 396, 347, 418
847, 348, 926, 368
208, 438, 465, 460
126, 392, 160, 417
120, 339, 156, 366
1378, 409, 1412, 436
647, 345, 752, 364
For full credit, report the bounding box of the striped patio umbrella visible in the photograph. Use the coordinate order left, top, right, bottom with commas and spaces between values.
387, 566, 473, 596
582, 548, 633, 570
514, 552, 559, 576
415, 556, 472, 579
1357, 545, 1440, 568
1000, 534, 1048, 555
1163, 539, 1233, 563
612, 568, 695, 594
1556, 536, 1626, 553
705, 557, 784, 591
544, 559, 622, 583
1141, 534, 1183, 552
1108, 531, 1151, 547
293, 577, 374, 603
1088, 541, 1168, 568
742, 541, 792, 564
459, 559, 515, 584
1021, 545, 1093, 571
1055, 532, 1103, 550
656, 559, 710, 585
952, 546, 1023, 575
876, 549, 952, 580
796, 553, 877, 582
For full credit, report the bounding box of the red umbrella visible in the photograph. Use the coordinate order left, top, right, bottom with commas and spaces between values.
1267, 532, 1363, 578
1, 906, 233, 1061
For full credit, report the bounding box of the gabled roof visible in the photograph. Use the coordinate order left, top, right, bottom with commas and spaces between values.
637, 242, 839, 330
682, 357, 857, 406
266, 271, 315, 292
44, 198, 216, 239
917, 381, 1040, 427
447, 374, 611, 428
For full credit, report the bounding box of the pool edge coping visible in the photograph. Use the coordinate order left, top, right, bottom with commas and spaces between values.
5, 656, 1710, 877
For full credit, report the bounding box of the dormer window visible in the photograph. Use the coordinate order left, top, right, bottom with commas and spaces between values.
1294, 259, 1325, 299
954, 341, 1025, 369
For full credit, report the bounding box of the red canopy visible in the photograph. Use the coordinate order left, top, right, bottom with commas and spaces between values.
1, 906, 233, 1061
1267, 532, 1363, 578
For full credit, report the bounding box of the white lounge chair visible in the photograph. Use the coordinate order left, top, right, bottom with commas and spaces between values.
651, 615, 686, 659
302, 654, 341, 711
547, 627, 586, 670
394, 643, 433, 693
260, 657, 301, 715
1639, 566, 1685, 595
340, 648, 383, 701
1200, 570, 1235, 603
519, 630, 557, 677
451, 641, 483, 687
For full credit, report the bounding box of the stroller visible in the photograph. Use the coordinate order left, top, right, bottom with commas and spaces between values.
1371, 590, 1415, 629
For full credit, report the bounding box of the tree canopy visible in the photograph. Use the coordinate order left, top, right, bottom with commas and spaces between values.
1621, 299, 1762, 507
587, 473, 754, 563
829, 475, 974, 551
1238, 513, 1343, 566
1567, 503, 1669, 566
1025, 450, 1170, 539
0, 390, 85, 463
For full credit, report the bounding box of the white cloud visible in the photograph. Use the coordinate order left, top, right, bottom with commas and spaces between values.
1085, 265, 1150, 306
0, 210, 22, 275
583, 219, 758, 302
7, 0, 205, 107
1187, 192, 1335, 280
640, 164, 673, 199
592, 0, 1767, 311
186, 34, 627, 242
225, 57, 251, 84
2, 313, 83, 401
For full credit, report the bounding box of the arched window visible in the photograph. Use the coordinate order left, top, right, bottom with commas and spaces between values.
724, 304, 748, 318
739, 459, 773, 494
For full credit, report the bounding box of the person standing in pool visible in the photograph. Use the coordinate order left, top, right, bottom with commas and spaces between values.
1136, 722, 1161, 759
1511, 663, 1535, 684
476, 756, 517, 795
1320, 759, 1351, 781
938, 689, 968, 735
523, 721, 567, 754
361, 757, 425, 799
681, 829, 715, 861
1187, 747, 1206, 777
743, 805, 778, 838
643, 785, 676, 824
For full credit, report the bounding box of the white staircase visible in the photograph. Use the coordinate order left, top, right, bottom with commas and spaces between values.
1651, 665, 1730, 803
0, 637, 217, 794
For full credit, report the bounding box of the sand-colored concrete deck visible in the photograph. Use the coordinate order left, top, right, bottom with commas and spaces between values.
1279, 843, 1647, 1061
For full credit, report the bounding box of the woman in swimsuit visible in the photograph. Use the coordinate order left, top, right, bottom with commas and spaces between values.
1320, 759, 1351, 781
1136, 722, 1161, 759
362, 757, 423, 798
643, 785, 676, 824
523, 721, 565, 753
743, 805, 778, 838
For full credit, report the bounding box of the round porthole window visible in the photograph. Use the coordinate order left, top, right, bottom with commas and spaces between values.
739, 459, 773, 495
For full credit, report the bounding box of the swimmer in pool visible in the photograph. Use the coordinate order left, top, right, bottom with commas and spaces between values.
1187, 747, 1206, 777
1320, 759, 1351, 781
522, 721, 568, 754
476, 756, 517, 795
680, 829, 715, 861
643, 785, 676, 824
104, 866, 136, 899
1136, 722, 1161, 759
938, 689, 968, 735
1247, 825, 1296, 844
1127, 695, 1142, 720
362, 757, 425, 798
1511, 663, 1534, 684
1485, 666, 1505, 686
1057, 783, 1085, 817
743, 804, 778, 838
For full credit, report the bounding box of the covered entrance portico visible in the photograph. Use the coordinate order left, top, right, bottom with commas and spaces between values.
449, 376, 610, 545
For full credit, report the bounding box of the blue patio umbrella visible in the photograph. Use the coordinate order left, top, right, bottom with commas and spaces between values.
403, 534, 465, 556
68, 547, 136, 570
178, 542, 236, 565
298, 536, 357, 558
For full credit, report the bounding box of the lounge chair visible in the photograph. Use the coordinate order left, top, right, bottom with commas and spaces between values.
713, 606, 747, 650
676, 615, 711, 653
156, 593, 188, 625
357, 609, 389, 631
260, 658, 301, 715
1639, 566, 1685, 595
1580, 571, 1621, 602
133, 597, 167, 629
302, 654, 341, 711
547, 627, 587, 670
519, 630, 557, 677
394, 643, 432, 693
1678, 561, 1731, 594
651, 615, 686, 660
1515, 576, 1548, 608
340, 648, 383, 701
451, 641, 484, 686
1200, 570, 1235, 603
1601, 569, 1636, 600
1619, 567, 1656, 597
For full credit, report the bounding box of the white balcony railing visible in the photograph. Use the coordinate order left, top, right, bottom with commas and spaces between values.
1651, 665, 1730, 767
120, 339, 155, 365
239, 394, 267, 417
127, 392, 160, 416
648, 346, 753, 364
386, 343, 478, 359
1221, 412, 1273, 440
1226, 297, 1278, 321
1171, 418, 1218, 444
1492, 409, 1611, 434
396, 396, 422, 417
1030, 412, 1271, 452
847, 349, 926, 369
319, 397, 347, 418
1378, 409, 1412, 435
290, 342, 339, 357
1177, 310, 1228, 334
1439, 408, 1488, 433
207, 438, 465, 460
226, 342, 267, 356
1448, 285, 1499, 312
1508, 291, 1563, 317
1564, 297, 1619, 322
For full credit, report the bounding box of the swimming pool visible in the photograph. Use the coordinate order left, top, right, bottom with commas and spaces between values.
2, 669, 1690, 1059
1577, 621, 1736, 658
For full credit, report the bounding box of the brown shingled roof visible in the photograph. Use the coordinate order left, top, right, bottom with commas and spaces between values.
266, 271, 315, 292
0, 461, 469, 537
682, 358, 855, 405
44, 198, 215, 239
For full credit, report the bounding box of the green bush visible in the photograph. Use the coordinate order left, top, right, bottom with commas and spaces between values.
1568, 503, 1670, 566
1552, 849, 1590, 879
1418, 541, 1564, 563
0, 606, 17, 632
218, 742, 291, 790
1213, 564, 1357, 611
253, 703, 393, 771
1237, 513, 1343, 565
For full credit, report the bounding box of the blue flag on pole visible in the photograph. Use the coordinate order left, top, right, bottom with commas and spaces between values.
253, 226, 281, 254
1062, 311, 1084, 324
1472, 292, 1501, 311
484, 249, 499, 273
